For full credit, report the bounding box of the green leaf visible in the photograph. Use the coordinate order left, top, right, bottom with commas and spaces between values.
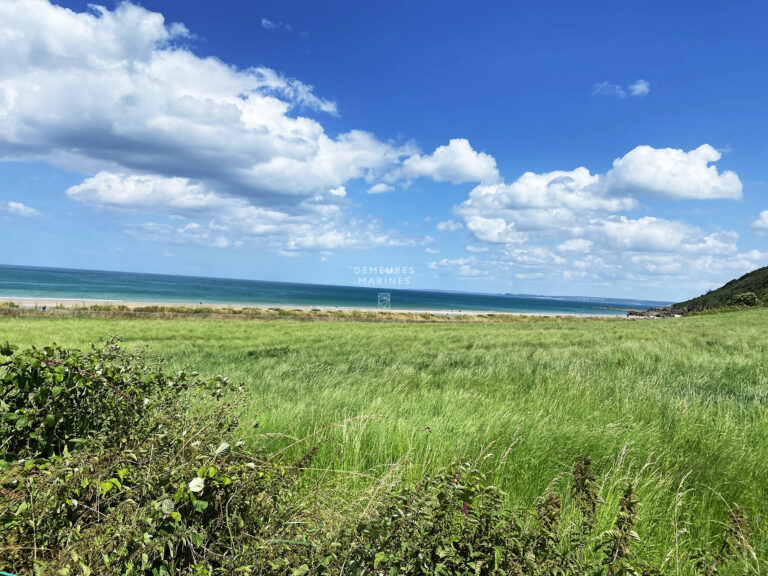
160, 499, 175, 515
0, 341, 17, 356
193, 499, 209, 513
190, 532, 204, 547
215, 442, 231, 458
291, 565, 310, 576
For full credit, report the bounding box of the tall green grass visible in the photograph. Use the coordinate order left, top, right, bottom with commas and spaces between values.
2, 308, 766, 564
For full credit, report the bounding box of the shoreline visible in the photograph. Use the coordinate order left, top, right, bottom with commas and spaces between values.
0, 296, 628, 319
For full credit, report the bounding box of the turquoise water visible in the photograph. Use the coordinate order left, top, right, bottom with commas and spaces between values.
0, 264, 669, 316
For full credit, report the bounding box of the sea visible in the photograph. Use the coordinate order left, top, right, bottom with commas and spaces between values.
0, 264, 670, 316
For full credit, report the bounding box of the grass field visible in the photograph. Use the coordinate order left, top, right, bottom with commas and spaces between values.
2, 308, 766, 565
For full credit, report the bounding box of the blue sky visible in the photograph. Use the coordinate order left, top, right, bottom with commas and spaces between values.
0, 0, 766, 300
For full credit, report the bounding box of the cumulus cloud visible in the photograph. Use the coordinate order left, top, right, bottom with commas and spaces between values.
456, 166, 636, 238
0, 0, 494, 252
399, 139, 499, 185
0, 0, 360, 199
465, 216, 527, 244
67, 172, 233, 212
1, 200, 40, 217
456, 144, 741, 248
604, 144, 742, 200
469, 167, 632, 212
596, 216, 692, 253
443, 144, 758, 296
751, 210, 768, 235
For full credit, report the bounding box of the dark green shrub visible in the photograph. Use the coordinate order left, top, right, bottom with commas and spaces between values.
729, 292, 759, 307
0, 336, 229, 460
341, 463, 525, 575
0, 339, 314, 575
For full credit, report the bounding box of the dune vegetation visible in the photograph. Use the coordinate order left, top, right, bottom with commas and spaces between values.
1, 308, 766, 574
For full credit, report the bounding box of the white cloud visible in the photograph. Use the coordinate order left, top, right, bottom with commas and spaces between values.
428, 257, 484, 277
592, 81, 627, 98
249, 66, 337, 115
427, 235, 765, 298
751, 210, 768, 235
504, 246, 565, 266
593, 79, 650, 98
465, 216, 527, 244
596, 217, 691, 252
68, 172, 416, 252
436, 219, 464, 232
399, 139, 499, 185
464, 167, 632, 213
367, 183, 394, 194
444, 144, 757, 296
628, 79, 650, 96
466, 245, 488, 253
604, 144, 742, 200
1, 200, 40, 217
455, 166, 636, 239
0, 0, 363, 199
261, 18, 293, 33
456, 144, 741, 248
587, 217, 738, 259
557, 238, 592, 253
0, 0, 494, 252
67, 172, 231, 212
128, 221, 240, 249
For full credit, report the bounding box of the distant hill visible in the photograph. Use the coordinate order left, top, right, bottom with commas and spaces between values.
672, 266, 768, 312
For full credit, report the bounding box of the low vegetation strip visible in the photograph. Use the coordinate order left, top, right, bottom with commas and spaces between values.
0, 301, 625, 323
0, 338, 760, 575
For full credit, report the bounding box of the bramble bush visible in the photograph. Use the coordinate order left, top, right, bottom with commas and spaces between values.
0, 339, 759, 575
729, 292, 760, 307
